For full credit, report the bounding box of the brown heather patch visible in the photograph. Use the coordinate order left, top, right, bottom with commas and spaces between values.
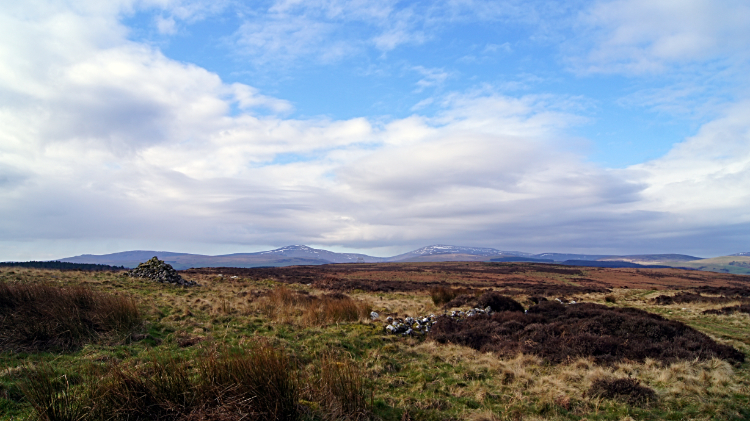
703, 304, 750, 315
587, 377, 656, 406
182, 261, 750, 291
429, 286, 480, 306
429, 301, 745, 365
652, 292, 735, 305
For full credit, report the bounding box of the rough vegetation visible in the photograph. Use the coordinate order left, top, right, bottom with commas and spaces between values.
0, 282, 140, 352
429, 301, 745, 365
652, 292, 734, 305
20, 343, 369, 421
2, 262, 750, 421
703, 304, 750, 315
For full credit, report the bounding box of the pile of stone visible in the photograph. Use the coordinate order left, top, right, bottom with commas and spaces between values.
127, 257, 197, 287
383, 306, 495, 336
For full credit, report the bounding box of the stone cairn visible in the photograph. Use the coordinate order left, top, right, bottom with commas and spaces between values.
380, 306, 493, 336
127, 257, 197, 286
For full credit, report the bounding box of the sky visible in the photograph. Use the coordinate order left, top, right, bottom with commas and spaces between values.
1, 0, 750, 260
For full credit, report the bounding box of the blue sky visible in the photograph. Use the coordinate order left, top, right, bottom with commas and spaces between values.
124, 0, 694, 166
1, 0, 750, 260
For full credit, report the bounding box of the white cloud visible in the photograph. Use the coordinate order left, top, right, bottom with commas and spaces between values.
634, 100, 750, 218
155, 15, 177, 34
411, 66, 450, 92
229, 0, 543, 66
575, 0, 750, 74
4, 0, 750, 260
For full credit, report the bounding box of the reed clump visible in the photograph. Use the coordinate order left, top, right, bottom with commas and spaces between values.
0, 281, 141, 352
20, 342, 372, 421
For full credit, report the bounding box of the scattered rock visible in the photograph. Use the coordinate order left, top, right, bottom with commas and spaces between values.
383, 307, 496, 336
127, 257, 197, 286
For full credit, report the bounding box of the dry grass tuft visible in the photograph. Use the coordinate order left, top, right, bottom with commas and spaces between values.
259, 285, 371, 326
304, 354, 372, 420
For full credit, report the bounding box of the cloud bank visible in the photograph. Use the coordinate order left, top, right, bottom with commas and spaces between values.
1, 0, 750, 260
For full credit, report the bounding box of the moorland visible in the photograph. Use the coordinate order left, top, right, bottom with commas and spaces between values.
1, 261, 750, 420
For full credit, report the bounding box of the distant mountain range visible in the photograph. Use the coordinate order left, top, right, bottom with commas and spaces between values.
43, 244, 734, 271
58, 245, 385, 270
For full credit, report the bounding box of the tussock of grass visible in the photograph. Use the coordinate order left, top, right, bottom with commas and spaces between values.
19, 365, 87, 421
0, 282, 141, 352
304, 354, 371, 421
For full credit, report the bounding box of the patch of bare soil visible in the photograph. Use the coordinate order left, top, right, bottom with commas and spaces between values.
429, 301, 745, 365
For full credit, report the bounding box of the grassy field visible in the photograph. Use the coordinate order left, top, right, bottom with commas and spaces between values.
662, 256, 750, 275
1, 264, 749, 420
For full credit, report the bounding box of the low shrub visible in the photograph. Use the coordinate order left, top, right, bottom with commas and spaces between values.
652, 292, 731, 305
476, 292, 524, 312
604, 294, 616, 303
703, 304, 750, 315
429, 286, 478, 306
587, 377, 656, 406
429, 301, 745, 365
0, 282, 141, 352
692, 286, 750, 298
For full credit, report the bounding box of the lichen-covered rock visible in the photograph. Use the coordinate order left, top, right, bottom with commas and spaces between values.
127, 257, 197, 286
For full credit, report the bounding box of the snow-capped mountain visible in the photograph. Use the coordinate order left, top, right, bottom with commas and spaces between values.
532, 253, 613, 262
54, 244, 721, 269
386, 244, 528, 262
227, 245, 385, 264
